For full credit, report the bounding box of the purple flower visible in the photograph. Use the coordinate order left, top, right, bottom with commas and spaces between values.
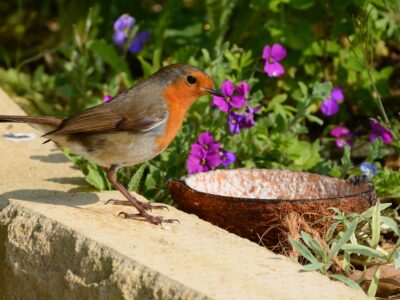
330, 126, 353, 148
228, 111, 244, 134
112, 14, 149, 53
112, 14, 135, 46
369, 120, 393, 144
113, 31, 128, 47
262, 43, 287, 77
240, 105, 262, 129
187, 148, 221, 174
219, 149, 236, 167
114, 14, 135, 32
187, 132, 237, 173
320, 87, 345, 116
128, 31, 150, 53
195, 132, 221, 152
360, 162, 378, 179
331, 87, 344, 102
187, 132, 222, 174
237, 82, 250, 97
212, 80, 249, 112
321, 99, 339, 116
102, 95, 113, 103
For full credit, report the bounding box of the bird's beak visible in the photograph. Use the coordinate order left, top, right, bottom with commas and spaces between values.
203, 88, 224, 97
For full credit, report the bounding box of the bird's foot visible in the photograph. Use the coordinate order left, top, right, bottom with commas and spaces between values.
105, 199, 132, 206
117, 211, 179, 225
105, 199, 168, 211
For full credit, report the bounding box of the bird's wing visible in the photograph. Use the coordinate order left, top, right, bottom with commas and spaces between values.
47, 90, 167, 136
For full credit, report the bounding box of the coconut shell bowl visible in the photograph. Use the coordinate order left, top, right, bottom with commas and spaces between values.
168, 169, 376, 252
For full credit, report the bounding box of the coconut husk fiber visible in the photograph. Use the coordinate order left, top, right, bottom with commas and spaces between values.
169, 169, 376, 253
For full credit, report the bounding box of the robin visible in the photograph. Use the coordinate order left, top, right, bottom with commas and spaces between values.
0, 64, 223, 225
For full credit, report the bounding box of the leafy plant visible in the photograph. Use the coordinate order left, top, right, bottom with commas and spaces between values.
290, 202, 400, 296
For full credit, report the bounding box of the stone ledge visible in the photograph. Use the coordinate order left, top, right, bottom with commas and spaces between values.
0, 88, 368, 299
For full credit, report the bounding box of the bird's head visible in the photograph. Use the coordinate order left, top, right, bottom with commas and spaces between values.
155, 64, 223, 108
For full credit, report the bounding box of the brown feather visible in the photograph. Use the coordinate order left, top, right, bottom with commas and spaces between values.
46, 85, 168, 136
0, 115, 64, 127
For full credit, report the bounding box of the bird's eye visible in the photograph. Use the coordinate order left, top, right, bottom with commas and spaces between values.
186, 75, 197, 85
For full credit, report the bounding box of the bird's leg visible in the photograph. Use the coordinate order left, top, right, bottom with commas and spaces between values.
103, 166, 178, 225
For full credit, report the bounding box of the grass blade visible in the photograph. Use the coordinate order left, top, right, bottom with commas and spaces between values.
370, 200, 380, 249
330, 274, 364, 293
341, 244, 386, 260
301, 262, 324, 272
328, 219, 357, 261
289, 239, 318, 264
367, 266, 381, 297
128, 164, 147, 192
361, 203, 391, 218
393, 248, 400, 269
381, 216, 400, 236
300, 231, 324, 255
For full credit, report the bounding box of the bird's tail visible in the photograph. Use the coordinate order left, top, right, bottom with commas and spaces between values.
0, 115, 64, 134
0, 115, 64, 127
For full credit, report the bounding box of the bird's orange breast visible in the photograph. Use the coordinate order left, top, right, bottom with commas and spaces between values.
155, 81, 197, 152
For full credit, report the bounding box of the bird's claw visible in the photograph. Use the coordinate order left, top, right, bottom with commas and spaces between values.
105, 199, 131, 206
117, 211, 179, 225
140, 203, 169, 211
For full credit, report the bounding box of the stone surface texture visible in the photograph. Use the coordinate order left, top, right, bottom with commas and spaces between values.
0, 88, 368, 299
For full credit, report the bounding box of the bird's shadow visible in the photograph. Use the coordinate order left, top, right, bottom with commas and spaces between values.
46, 176, 87, 186
30, 153, 69, 164
0, 188, 99, 209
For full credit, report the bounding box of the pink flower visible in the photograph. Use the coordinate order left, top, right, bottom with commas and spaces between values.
369, 120, 393, 144
212, 80, 249, 112
187, 132, 221, 174
330, 126, 353, 148
186, 132, 236, 174
262, 43, 287, 77
320, 87, 345, 116
102, 95, 113, 103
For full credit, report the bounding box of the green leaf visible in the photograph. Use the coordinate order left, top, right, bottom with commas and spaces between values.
271, 94, 288, 104
329, 274, 364, 293
370, 200, 381, 249
367, 266, 381, 297
328, 220, 357, 261
289, 239, 318, 264
298, 81, 308, 98
312, 81, 332, 99
85, 163, 108, 190
346, 56, 364, 72
361, 203, 391, 218
88, 39, 130, 75
300, 262, 324, 272
381, 215, 400, 235
205, 0, 238, 48
340, 244, 386, 260
372, 169, 400, 198
325, 220, 340, 241
284, 20, 314, 50
378, 66, 394, 80
286, 139, 322, 170
127, 164, 147, 192
289, 0, 315, 10
137, 55, 153, 77
394, 249, 400, 269
305, 114, 323, 125
300, 231, 324, 255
